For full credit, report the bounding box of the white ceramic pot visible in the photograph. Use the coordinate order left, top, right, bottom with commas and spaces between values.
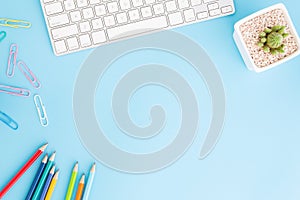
233, 3, 300, 72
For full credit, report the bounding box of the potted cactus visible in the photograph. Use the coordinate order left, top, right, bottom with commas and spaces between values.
233, 4, 300, 72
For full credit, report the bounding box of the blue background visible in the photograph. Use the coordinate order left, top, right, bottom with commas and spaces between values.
1, 0, 300, 199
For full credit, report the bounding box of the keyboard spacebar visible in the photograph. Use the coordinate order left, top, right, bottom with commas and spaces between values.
107, 16, 168, 40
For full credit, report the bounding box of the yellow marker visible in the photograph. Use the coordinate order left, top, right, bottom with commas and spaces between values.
0, 18, 31, 28
44, 170, 59, 200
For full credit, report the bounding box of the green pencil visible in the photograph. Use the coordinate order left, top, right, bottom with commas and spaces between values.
65, 162, 78, 200
31, 152, 56, 200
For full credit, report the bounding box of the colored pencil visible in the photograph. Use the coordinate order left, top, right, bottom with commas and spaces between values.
65, 162, 79, 200
31, 152, 56, 200
25, 154, 48, 200
0, 143, 48, 199
44, 170, 59, 200
75, 174, 85, 200
39, 165, 56, 200
82, 163, 96, 200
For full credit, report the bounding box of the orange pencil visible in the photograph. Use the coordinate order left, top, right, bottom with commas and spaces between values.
75, 174, 85, 200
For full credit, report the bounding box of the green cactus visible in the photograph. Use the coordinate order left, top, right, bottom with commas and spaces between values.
257, 25, 289, 55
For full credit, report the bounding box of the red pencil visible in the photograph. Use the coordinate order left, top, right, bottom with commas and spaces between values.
0, 143, 48, 199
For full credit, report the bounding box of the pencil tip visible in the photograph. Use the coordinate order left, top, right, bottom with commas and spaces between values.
74, 162, 79, 171
49, 152, 56, 161
50, 165, 56, 173
40, 143, 48, 151
91, 163, 96, 172
42, 154, 48, 162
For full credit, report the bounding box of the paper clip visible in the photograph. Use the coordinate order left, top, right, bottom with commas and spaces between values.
18, 60, 41, 89
34, 95, 49, 127
7, 44, 18, 78
0, 111, 18, 130
0, 31, 6, 42
0, 18, 31, 29
0, 84, 30, 97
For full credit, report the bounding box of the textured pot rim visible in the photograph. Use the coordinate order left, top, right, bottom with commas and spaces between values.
234, 3, 300, 72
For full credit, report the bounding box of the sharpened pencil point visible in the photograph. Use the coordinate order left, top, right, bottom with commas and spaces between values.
91, 163, 96, 173
50, 166, 56, 174
40, 143, 48, 152
42, 154, 48, 163
73, 162, 79, 172
49, 152, 56, 161
80, 174, 85, 183
54, 170, 60, 179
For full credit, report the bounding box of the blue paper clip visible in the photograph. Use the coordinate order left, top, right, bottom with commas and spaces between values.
18, 60, 41, 89
0, 111, 18, 130
7, 44, 18, 78
34, 95, 49, 127
0, 31, 6, 42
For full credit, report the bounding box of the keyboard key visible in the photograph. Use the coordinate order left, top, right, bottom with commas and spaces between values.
197, 11, 208, 19
92, 18, 103, 29
190, 0, 202, 6
104, 15, 116, 27
67, 37, 79, 50
165, 1, 177, 12
89, 0, 100, 4
203, 0, 216, 3
120, 0, 131, 10
141, 6, 153, 18
132, 0, 143, 7
145, 0, 155, 4
79, 34, 92, 47
168, 12, 183, 25
70, 11, 82, 22
221, 6, 233, 13
45, 2, 63, 15
92, 31, 107, 44
76, 0, 88, 7
64, 0, 75, 11
48, 14, 69, 28
54, 40, 67, 54
178, 0, 189, 9
52, 24, 78, 40
183, 9, 196, 22
128, 9, 141, 21
44, 0, 54, 3
95, 5, 107, 16
82, 8, 94, 19
153, 4, 165, 15
107, 2, 119, 13
116, 12, 128, 24
208, 3, 219, 10
107, 16, 168, 40
209, 9, 221, 16
79, 21, 91, 32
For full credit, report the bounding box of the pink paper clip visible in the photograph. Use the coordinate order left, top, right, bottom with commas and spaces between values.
0, 84, 30, 97
7, 44, 18, 78
17, 60, 41, 89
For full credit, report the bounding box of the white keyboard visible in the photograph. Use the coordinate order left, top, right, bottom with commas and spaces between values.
40, 0, 235, 56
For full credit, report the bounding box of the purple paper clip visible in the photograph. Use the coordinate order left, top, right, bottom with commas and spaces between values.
7, 43, 18, 78
0, 84, 30, 97
17, 60, 41, 89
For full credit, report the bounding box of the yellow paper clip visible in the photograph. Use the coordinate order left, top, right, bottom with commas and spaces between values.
0, 18, 31, 29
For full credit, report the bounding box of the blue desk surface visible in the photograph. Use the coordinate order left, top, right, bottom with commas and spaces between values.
1, 0, 300, 199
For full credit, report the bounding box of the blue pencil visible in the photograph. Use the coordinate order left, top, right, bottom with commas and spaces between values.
82, 163, 96, 200
39, 165, 56, 200
25, 154, 48, 200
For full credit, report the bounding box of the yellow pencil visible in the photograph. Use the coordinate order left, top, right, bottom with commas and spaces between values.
75, 174, 85, 200
44, 170, 59, 200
